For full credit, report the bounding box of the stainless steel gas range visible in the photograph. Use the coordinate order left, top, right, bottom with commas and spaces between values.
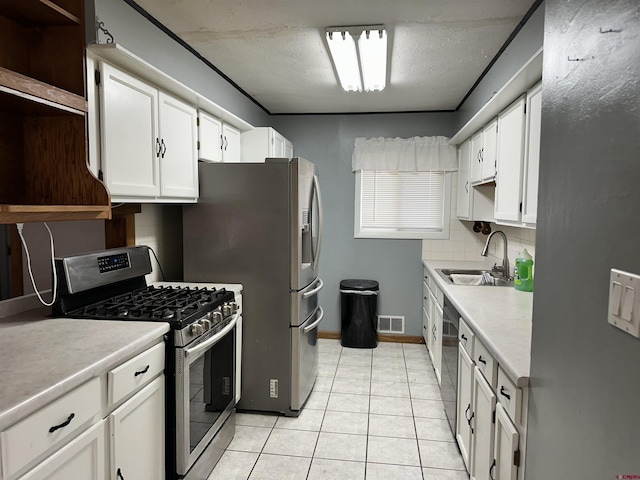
52, 246, 242, 480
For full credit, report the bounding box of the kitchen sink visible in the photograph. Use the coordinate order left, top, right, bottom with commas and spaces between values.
435, 268, 513, 287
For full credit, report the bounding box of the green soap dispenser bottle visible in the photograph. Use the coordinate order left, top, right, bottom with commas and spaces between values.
514, 249, 534, 292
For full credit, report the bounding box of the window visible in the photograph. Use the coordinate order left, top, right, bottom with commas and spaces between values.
355, 170, 451, 239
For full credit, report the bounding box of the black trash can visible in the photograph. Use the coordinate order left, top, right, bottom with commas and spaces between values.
340, 279, 379, 348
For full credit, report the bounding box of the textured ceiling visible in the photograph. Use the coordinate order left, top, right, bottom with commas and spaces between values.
133, 0, 535, 114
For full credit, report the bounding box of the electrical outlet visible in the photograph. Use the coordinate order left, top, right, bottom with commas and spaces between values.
608, 269, 640, 338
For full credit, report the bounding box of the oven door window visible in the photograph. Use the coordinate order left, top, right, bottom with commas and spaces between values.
188, 329, 235, 453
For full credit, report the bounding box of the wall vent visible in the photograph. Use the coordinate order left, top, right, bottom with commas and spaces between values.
377, 315, 405, 334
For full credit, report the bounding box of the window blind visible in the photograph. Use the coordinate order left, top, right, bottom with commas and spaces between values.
360, 170, 445, 232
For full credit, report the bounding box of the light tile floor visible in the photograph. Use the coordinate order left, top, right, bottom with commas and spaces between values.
209, 339, 468, 480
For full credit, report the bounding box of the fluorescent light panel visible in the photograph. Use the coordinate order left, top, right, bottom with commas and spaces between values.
326, 26, 388, 93
359, 29, 387, 92
326, 31, 362, 92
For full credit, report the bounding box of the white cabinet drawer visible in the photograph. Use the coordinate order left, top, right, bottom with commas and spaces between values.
108, 342, 165, 406
474, 339, 497, 388
1, 377, 101, 479
497, 367, 522, 425
458, 318, 475, 358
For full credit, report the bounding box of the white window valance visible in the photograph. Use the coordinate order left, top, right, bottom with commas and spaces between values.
352, 136, 458, 172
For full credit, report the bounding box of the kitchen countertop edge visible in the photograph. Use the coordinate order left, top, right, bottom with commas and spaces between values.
422, 259, 532, 388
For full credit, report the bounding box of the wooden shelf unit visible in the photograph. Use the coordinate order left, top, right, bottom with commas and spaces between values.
0, 0, 110, 224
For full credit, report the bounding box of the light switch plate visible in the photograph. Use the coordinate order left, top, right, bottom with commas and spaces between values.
608, 269, 640, 338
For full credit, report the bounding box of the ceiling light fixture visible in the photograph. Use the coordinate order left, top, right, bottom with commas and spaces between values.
326, 25, 388, 93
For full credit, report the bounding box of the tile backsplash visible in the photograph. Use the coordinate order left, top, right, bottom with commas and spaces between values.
422, 172, 536, 273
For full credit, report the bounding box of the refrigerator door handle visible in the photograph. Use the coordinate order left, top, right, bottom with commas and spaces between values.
302, 278, 324, 298
311, 174, 323, 271
303, 306, 324, 333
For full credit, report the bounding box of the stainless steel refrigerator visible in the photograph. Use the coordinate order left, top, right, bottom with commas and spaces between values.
183, 158, 324, 416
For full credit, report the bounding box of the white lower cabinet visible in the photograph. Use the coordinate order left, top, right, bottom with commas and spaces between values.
455, 318, 527, 480
423, 268, 444, 385
17, 421, 105, 480
3, 342, 165, 480
455, 345, 474, 469
109, 376, 165, 480
470, 368, 497, 480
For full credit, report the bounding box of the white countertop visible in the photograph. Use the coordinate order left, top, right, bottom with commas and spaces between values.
422, 260, 533, 387
0, 301, 169, 431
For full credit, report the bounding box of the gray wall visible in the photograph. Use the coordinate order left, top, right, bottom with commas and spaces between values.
272, 113, 457, 336
92, 0, 269, 127
526, 1, 640, 477
456, 2, 544, 129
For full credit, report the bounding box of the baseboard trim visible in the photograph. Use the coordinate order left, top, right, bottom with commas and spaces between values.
318, 331, 425, 345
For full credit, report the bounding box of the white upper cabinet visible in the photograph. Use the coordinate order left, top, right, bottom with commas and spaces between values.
198, 111, 241, 163
158, 92, 198, 198
101, 63, 160, 198
222, 123, 242, 162
99, 62, 198, 202
469, 119, 497, 186
241, 127, 293, 162
457, 139, 472, 220
494, 95, 526, 223
521, 83, 542, 226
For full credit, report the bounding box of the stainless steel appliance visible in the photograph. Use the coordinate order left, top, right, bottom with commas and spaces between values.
441, 297, 461, 435
52, 246, 240, 480
183, 157, 324, 416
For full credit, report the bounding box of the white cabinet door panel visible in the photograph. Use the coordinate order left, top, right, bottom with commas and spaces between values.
522, 84, 542, 225
101, 63, 159, 197
198, 111, 223, 163
481, 119, 498, 182
222, 124, 241, 162
470, 131, 483, 184
159, 92, 198, 198
494, 403, 519, 480
457, 139, 471, 220
470, 367, 496, 480
456, 345, 474, 470
495, 96, 526, 223
110, 376, 165, 480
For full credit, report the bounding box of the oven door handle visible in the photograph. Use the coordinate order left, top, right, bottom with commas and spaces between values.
184, 313, 239, 360
303, 306, 324, 333
302, 278, 324, 298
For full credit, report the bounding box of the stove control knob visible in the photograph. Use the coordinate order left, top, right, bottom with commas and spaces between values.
212, 311, 223, 323
190, 323, 204, 336
222, 304, 232, 317
200, 319, 211, 331
228, 302, 239, 313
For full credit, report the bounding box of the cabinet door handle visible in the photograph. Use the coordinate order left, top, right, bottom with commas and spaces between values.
464, 404, 471, 421
500, 385, 511, 400
467, 411, 475, 434
461, 333, 467, 342
224, 136, 229, 150
490, 459, 496, 480
48, 413, 75, 433
465, 181, 469, 193
478, 355, 487, 365
480, 147, 484, 162
220, 134, 224, 150
156, 138, 161, 158
160, 139, 167, 158
134, 365, 150, 377
117, 468, 125, 480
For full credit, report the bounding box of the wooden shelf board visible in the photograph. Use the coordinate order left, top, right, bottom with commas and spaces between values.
88, 43, 254, 132
0, 66, 87, 114
0, 0, 80, 26
0, 205, 111, 224
450, 48, 543, 145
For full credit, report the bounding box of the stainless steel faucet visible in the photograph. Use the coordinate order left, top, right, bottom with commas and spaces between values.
481, 230, 510, 279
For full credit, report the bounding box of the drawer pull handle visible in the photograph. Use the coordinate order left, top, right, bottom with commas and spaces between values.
490, 459, 496, 480
500, 385, 511, 400
134, 365, 150, 377
464, 404, 471, 420
478, 355, 487, 365
467, 411, 475, 434
49, 413, 75, 433
461, 333, 468, 342
117, 468, 125, 479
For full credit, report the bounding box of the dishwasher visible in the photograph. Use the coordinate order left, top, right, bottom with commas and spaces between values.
441, 296, 460, 435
